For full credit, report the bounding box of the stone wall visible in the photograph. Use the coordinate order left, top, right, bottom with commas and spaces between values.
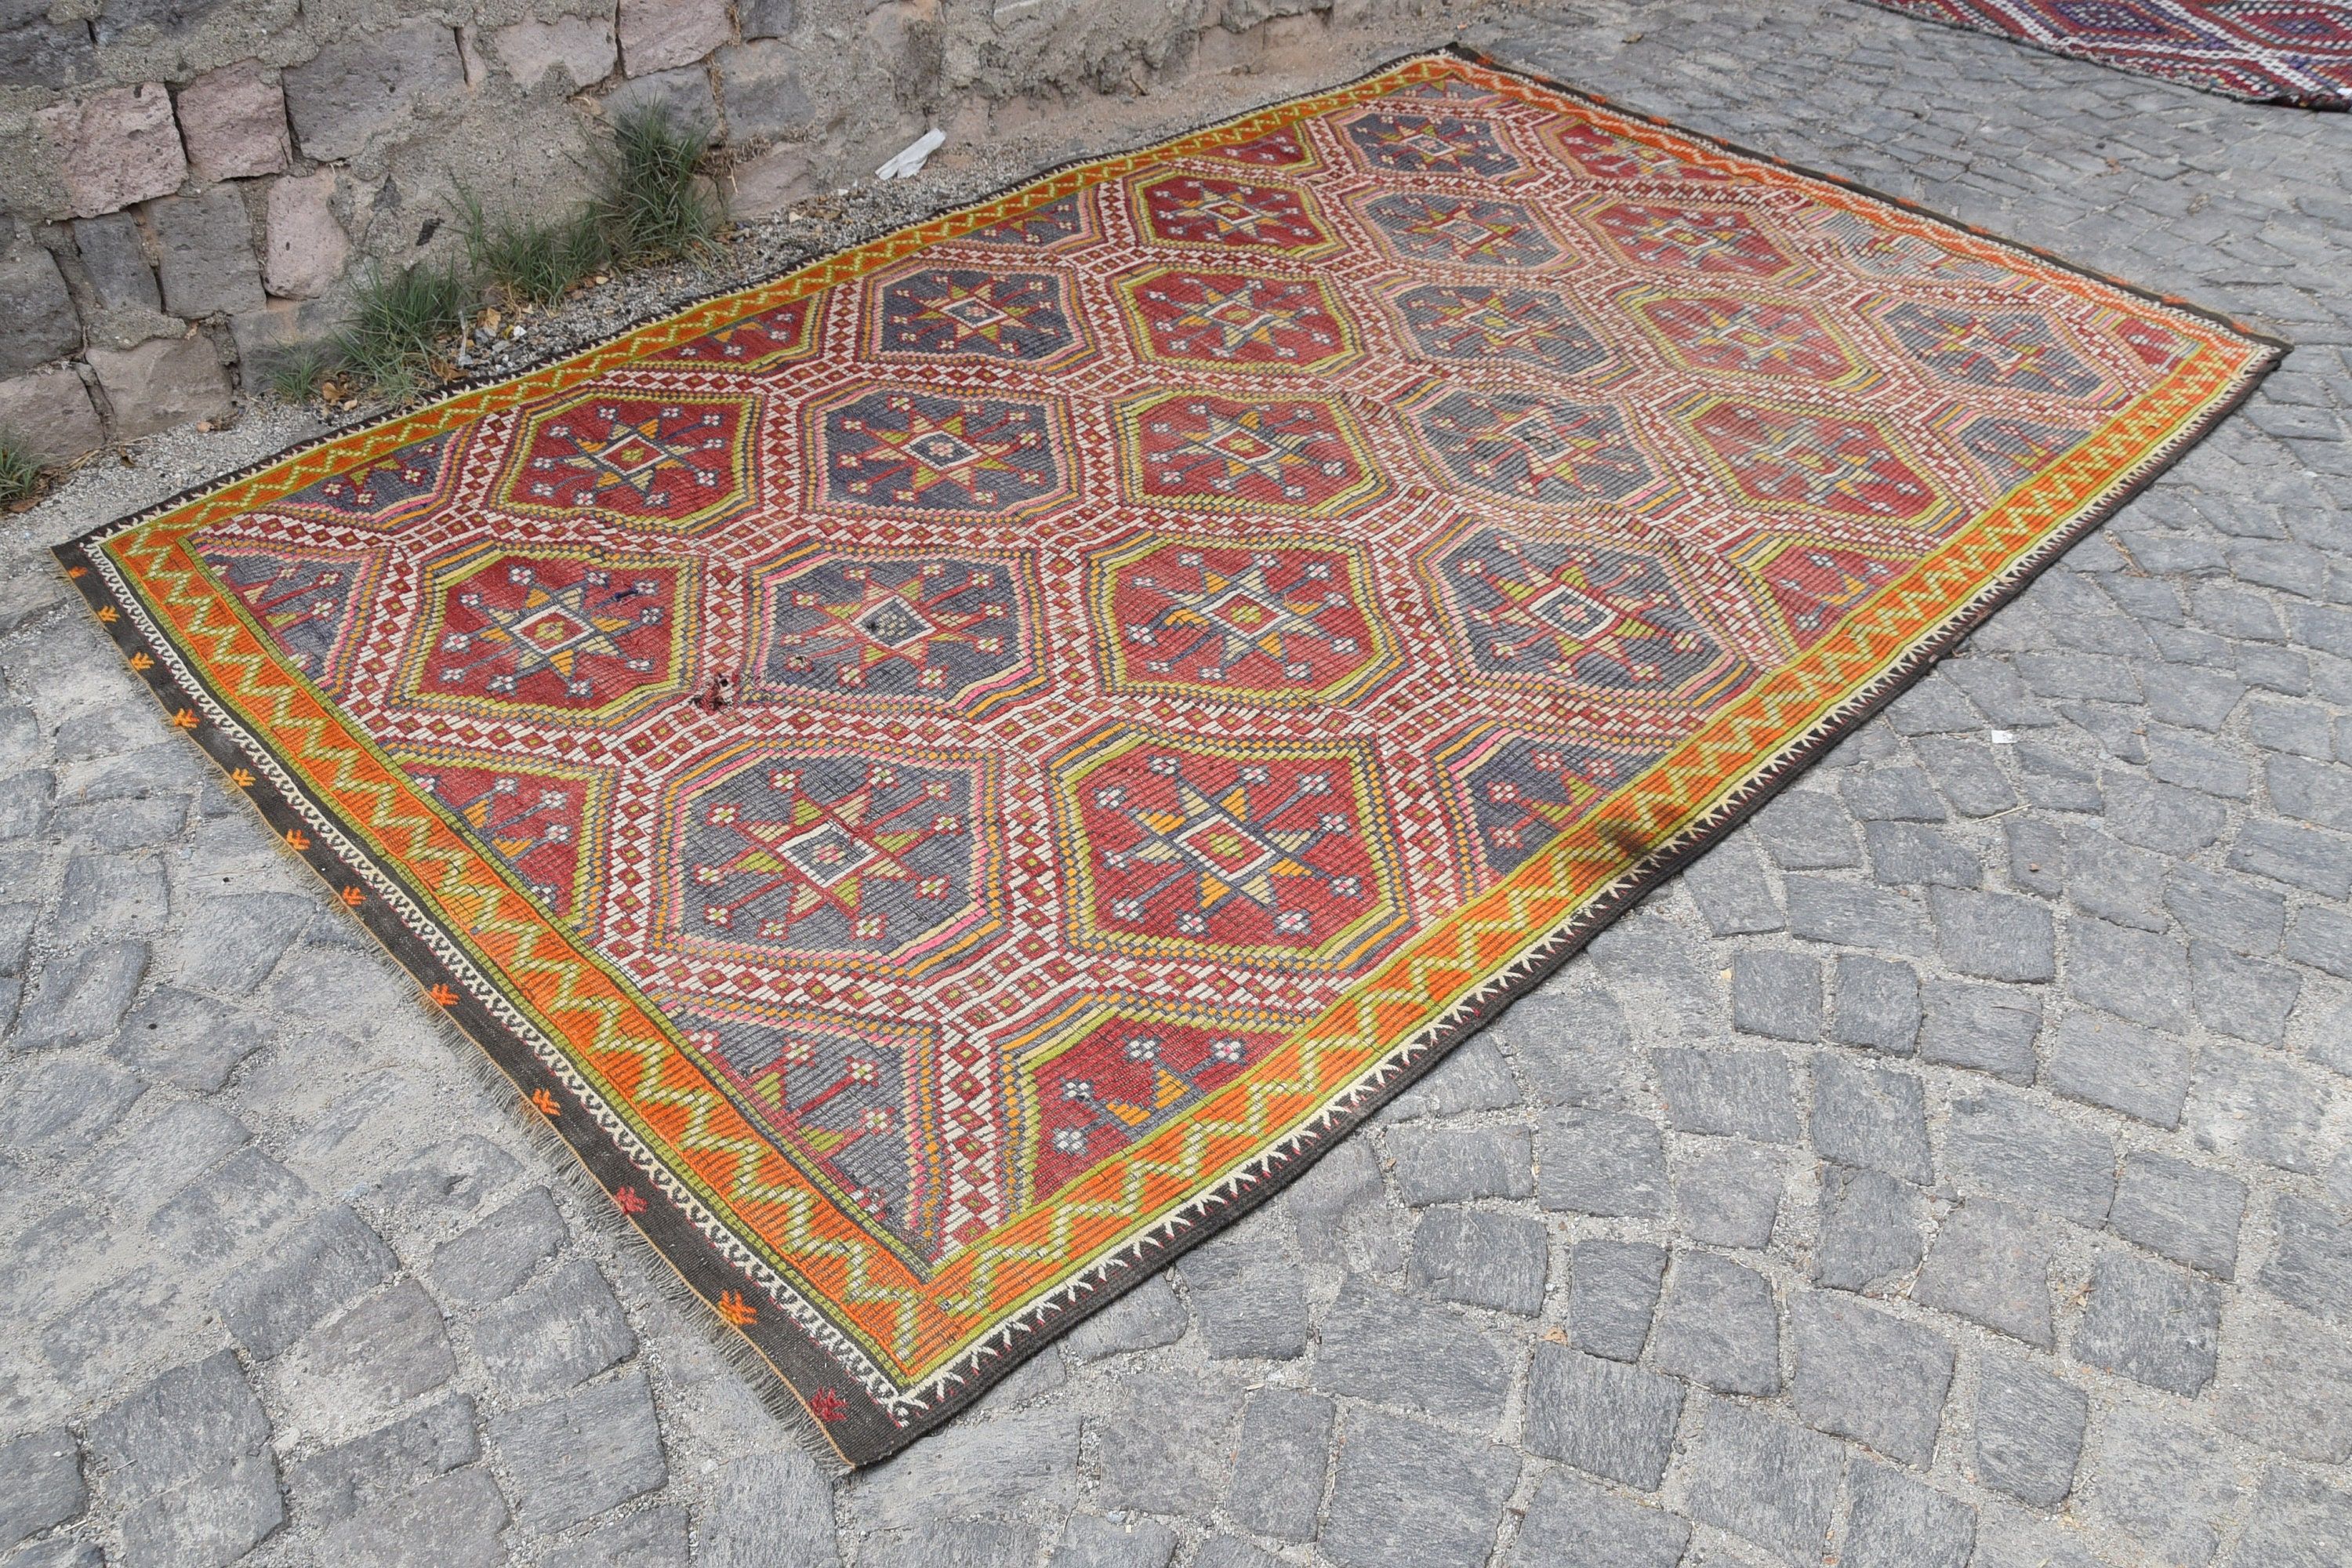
0, 0, 1468, 464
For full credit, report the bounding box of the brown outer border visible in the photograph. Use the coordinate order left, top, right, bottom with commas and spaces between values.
54, 43, 2285, 1468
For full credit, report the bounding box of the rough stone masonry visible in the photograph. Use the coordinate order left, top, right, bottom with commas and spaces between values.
5, 0, 2352, 1564
0, 0, 1467, 463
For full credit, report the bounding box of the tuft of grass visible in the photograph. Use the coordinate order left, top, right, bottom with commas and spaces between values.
458, 191, 610, 308
593, 105, 724, 267
0, 429, 43, 506
332, 260, 473, 401
265, 344, 338, 405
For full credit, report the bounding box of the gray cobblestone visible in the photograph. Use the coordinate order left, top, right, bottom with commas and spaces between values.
1674, 1139, 1782, 1250
1831, 954, 1921, 1054
1932, 887, 2056, 982
1919, 980, 2042, 1083
427, 1185, 566, 1306
2074, 1252, 2224, 1395
1651, 1251, 1780, 1397
1315, 1279, 1512, 1425
286, 1396, 477, 1526
2217, 1299, 2352, 1465
1973, 1355, 2087, 1508
1565, 1238, 1664, 1361
1410, 1207, 1548, 1315
1221, 1388, 1330, 1541
1682, 1402, 1844, 1564
1810, 1053, 1933, 1183
1751, 789, 1859, 869
1814, 1165, 1926, 1294
472, 1259, 634, 1397
1180, 1219, 1312, 1359
488, 1367, 667, 1533
1914, 1202, 2056, 1347
1652, 1044, 1802, 1142
1320, 1408, 1515, 1568
544, 1507, 695, 1568
1386, 1123, 1534, 1204
1505, 1468, 1688, 1568
1684, 840, 1783, 935
2233, 1467, 2352, 1568
1843, 1460, 1976, 1568
1537, 1109, 1668, 1217
216, 1205, 396, 1359
2111, 1152, 2245, 1277
0, 1430, 83, 1552
1944, 1088, 2117, 1225
1524, 1345, 1682, 1490
1789, 1292, 1953, 1466
2045, 1010, 2193, 1127
2259, 1195, 2352, 1324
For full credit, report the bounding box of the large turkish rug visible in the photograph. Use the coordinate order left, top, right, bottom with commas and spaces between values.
1857, 0, 2352, 107
60, 49, 2277, 1465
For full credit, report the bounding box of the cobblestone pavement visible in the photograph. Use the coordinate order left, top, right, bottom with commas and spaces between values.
6, 2, 2352, 1563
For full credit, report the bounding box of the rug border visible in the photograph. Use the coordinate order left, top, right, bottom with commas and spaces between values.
1841, 0, 2352, 111
51, 42, 2286, 1468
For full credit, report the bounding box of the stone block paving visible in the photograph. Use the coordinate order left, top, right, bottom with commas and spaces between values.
5, 0, 2352, 1561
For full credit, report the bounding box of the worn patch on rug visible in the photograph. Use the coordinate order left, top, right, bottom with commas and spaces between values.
1857, 0, 2352, 107
59, 50, 2278, 1465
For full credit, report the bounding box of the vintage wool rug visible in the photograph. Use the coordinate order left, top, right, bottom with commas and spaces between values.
1857, 0, 2352, 107
61, 50, 2277, 1464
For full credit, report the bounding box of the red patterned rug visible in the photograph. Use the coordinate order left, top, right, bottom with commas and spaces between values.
60, 50, 2278, 1465
1858, 0, 2352, 107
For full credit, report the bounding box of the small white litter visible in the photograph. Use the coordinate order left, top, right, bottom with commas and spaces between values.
876, 128, 946, 182
1987, 728, 2016, 745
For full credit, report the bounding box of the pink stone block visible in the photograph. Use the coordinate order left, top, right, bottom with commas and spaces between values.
617, 0, 730, 77
41, 84, 187, 220
178, 60, 292, 183
263, 170, 348, 299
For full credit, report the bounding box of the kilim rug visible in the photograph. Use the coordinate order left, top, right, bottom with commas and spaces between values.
1856, 0, 2352, 107
60, 49, 2279, 1465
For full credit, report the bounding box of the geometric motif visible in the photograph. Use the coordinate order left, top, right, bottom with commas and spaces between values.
644, 295, 822, 372
1083, 532, 1401, 707
1726, 532, 1918, 651
1855, 0, 2352, 107
394, 744, 617, 932
1806, 210, 2024, 289
865, 265, 1091, 368
1678, 394, 1950, 526
1383, 282, 1614, 377
1583, 201, 1799, 279
1002, 995, 1308, 1210
1944, 411, 2094, 489
965, 192, 1097, 251
1200, 125, 1317, 169
270, 430, 465, 531
1048, 725, 1410, 976
1401, 385, 1675, 510
193, 535, 387, 694
1417, 521, 1753, 707
1128, 173, 1341, 259
1113, 390, 1388, 517
655, 741, 1004, 980
1338, 108, 1524, 179
745, 545, 1044, 717
394, 542, 697, 728
1357, 190, 1564, 268
1432, 722, 1675, 889
490, 391, 758, 535
807, 385, 1076, 521
1872, 300, 2108, 400
1625, 287, 1872, 389
1541, 114, 1734, 183
1111, 265, 1362, 376
669, 996, 950, 1264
